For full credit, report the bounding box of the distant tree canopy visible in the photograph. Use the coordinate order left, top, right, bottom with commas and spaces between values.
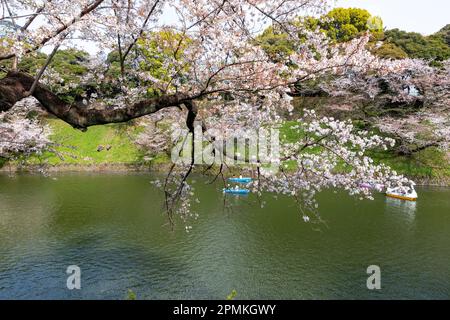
318, 7, 381, 42
371, 42, 408, 60
0, 49, 90, 103
255, 26, 296, 62
256, 7, 383, 62
136, 30, 192, 97
436, 24, 450, 46
105, 50, 125, 78
384, 28, 450, 63
105, 30, 192, 97
256, 7, 450, 64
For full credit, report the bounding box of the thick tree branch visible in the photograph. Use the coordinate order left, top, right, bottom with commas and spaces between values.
0, 71, 191, 129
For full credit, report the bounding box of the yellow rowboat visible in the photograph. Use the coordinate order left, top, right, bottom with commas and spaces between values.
386, 186, 418, 201
386, 193, 417, 201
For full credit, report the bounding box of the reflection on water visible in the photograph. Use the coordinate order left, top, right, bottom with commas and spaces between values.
385, 196, 417, 216
0, 173, 449, 299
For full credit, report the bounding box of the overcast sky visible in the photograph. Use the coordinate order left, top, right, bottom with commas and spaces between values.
336, 0, 449, 35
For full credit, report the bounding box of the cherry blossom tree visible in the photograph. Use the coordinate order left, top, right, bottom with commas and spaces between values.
0, 0, 424, 225
0, 115, 51, 158
373, 62, 450, 156
0, 98, 51, 160
308, 54, 449, 157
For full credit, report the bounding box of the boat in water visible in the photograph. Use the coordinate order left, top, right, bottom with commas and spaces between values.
228, 176, 252, 184
386, 185, 418, 201
223, 186, 250, 195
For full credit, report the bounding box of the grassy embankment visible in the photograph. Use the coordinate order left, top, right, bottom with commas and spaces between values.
2, 116, 448, 184
8, 118, 169, 169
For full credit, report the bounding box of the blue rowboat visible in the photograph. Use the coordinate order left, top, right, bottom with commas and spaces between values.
228, 177, 252, 184
223, 188, 250, 195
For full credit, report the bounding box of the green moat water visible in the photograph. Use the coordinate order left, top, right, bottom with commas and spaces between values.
0, 173, 449, 299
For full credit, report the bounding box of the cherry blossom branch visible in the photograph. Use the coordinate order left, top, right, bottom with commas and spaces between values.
0, 0, 105, 61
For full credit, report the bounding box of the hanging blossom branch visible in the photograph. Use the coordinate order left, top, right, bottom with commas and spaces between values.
219, 109, 411, 223
0, 0, 105, 61
0, 111, 52, 159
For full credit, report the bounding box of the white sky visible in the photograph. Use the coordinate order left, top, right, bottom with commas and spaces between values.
335, 0, 450, 35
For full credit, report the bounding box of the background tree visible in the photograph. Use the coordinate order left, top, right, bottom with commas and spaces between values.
254, 26, 296, 63
384, 29, 450, 64
136, 30, 192, 97
370, 42, 408, 60
256, 7, 384, 63
17, 49, 90, 103
319, 7, 375, 42
436, 24, 450, 46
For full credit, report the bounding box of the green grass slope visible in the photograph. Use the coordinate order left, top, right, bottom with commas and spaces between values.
25, 118, 146, 166
7, 118, 448, 184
